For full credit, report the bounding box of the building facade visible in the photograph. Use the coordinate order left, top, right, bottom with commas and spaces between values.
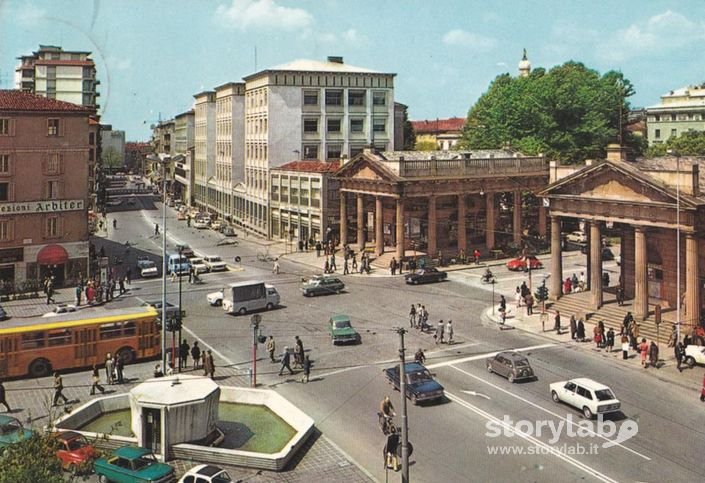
241, 56, 396, 236
270, 160, 340, 244
411, 117, 465, 151
215, 83, 245, 222
100, 125, 125, 171
15, 45, 99, 109
0, 90, 94, 287
173, 111, 195, 204
646, 84, 705, 145
193, 92, 216, 211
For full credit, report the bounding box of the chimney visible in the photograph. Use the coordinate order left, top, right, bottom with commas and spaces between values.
605, 143, 627, 162
327, 56, 344, 64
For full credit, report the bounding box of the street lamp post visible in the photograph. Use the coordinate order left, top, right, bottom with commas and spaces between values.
668, 149, 681, 342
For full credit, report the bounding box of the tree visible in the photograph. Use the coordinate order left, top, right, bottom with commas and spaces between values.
401, 105, 416, 150
460, 62, 636, 164
646, 130, 705, 157
415, 138, 438, 151
0, 432, 67, 483
102, 146, 123, 171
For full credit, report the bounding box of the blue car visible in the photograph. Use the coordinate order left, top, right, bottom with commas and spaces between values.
383, 362, 445, 405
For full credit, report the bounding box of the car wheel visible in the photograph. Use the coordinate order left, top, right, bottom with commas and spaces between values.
507, 373, 515, 383
238, 307, 247, 315
266, 302, 274, 310
551, 390, 560, 403
116, 347, 135, 365
28, 358, 52, 378
336, 289, 341, 294
583, 406, 594, 419
684, 356, 696, 367
215, 299, 223, 307
486, 363, 493, 374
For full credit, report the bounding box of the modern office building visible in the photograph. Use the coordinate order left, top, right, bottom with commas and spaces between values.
646, 84, 705, 145
14, 45, 99, 109
173, 110, 195, 204
193, 92, 216, 212
214, 83, 245, 222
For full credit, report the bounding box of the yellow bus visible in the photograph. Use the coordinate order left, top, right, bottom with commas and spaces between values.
0, 307, 160, 378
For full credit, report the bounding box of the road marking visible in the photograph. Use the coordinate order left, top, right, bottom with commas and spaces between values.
426, 343, 556, 369
314, 365, 365, 379
461, 390, 491, 400
180, 325, 244, 374
448, 365, 651, 461
447, 391, 620, 483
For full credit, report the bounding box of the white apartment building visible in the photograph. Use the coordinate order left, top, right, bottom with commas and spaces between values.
240, 56, 396, 237
174, 110, 195, 204
15, 45, 99, 109
214, 83, 245, 222
193, 91, 216, 212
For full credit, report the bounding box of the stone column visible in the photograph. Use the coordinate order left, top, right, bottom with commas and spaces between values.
428, 196, 437, 256
375, 196, 384, 256
550, 216, 563, 300
457, 194, 467, 255
686, 233, 700, 327
396, 198, 405, 261
513, 191, 522, 244
590, 221, 603, 309
485, 193, 495, 249
356, 194, 365, 252
538, 201, 547, 237
634, 226, 649, 320
339, 192, 347, 246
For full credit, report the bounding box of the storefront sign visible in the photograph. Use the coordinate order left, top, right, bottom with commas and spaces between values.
0, 199, 85, 215
0, 247, 23, 264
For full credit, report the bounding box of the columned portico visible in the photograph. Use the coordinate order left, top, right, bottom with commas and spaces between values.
457, 194, 467, 254
513, 191, 522, 244
375, 196, 384, 256
428, 196, 437, 256
634, 226, 649, 320
550, 216, 563, 300
686, 233, 700, 326
339, 193, 347, 246
356, 194, 365, 252
486, 193, 495, 249
589, 221, 603, 309
395, 198, 404, 260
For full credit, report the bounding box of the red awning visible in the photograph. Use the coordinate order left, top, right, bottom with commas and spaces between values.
37, 244, 69, 265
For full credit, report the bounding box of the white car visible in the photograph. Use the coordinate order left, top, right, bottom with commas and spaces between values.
684, 345, 705, 367
189, 257, 208, 274
210, 220, 224, 231
193, 219, 209, 229
139, 260, 159, 278
207, 290, 224, 306
203, 255, 227, 272
550, 377, 620, 419
565, 231, 587, 243
178, 464, 233, 483
42, 304, 77, 317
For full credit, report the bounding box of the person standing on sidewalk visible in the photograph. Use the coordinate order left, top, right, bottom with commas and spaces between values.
279, 347, 294, 376
301, 355, 311, 383
621, 335, 630, 360
569, 315, 577, 340
90, 364, 105, 395
0, 381, 11, 412
330, 252, 337, 272
52, 372, 69, 406
179, 340, 190, 370
390, 257, 397, 276
266, 336, 276, 362
649, 341, 659, 369
446, 320, 454, 345
115, 356, 124, 384
191, 341, 201, 370
75, 285, 82, 306
639, 338, 649, 367
105, 353, 114, 385
272, 259, 280, 275
675, 341, 685, 372
606, 328, 615, 352
525, 293, 534, 316
700, 373, 705, 402
435, 320, 445, 344
409, 304, 416, 328
554, 311, 561, 334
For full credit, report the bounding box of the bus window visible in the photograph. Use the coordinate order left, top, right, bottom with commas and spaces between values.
21, 332, 45, 349
124, 321, 136, 336
48, 330, 72, 346
99, 323, 122, 339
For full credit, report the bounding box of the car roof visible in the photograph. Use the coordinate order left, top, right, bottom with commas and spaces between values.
197, 465, 224, 477
404, 362, 427, 371
114, 445, 151, 459
497, 351, 529, 361
569, 378, 611, 390
330, 314, 350, 322
56, 430, 83, 442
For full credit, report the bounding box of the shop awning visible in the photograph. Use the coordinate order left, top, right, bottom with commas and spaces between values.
37, 244, 69, 265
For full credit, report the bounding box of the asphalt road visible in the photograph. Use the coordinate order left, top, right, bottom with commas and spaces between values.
98, 202, 705, 483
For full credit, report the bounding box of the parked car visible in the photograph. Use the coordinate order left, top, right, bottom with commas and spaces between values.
210, 220, 224, 231
94, 445, 175, 483
404, 267, 448, 285
175, 244, 195, 258
549, 377, 620, 419
383, 362, 444, 405
580, 245, 616, 260
178, 464, 233, 483
54, 431, 97, 474
301, 275, 345, 296
328, 314, 361, 345
137, 257, 159, 278
221, 226, 237, 237
193, 218, 209, 229
42, 304, 78, 317
684, 345, 705, 367
141, 300, 181, 320
203, 255, 227, 272
486, 352, 535, 383
188, 257, 208, 274
506, 255, 543, 272
0, 415, 33, 452
565, 231, 588, 243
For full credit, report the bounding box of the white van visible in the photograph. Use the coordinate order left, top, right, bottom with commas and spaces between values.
222, 280, 280, 315
167, 253, 190, 275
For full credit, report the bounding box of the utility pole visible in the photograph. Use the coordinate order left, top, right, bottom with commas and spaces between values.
250, 314, 261, 387
178, 247, 183, 373
397, 327, 410, 482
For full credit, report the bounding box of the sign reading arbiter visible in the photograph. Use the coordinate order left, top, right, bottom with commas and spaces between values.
0, 199, 85, 214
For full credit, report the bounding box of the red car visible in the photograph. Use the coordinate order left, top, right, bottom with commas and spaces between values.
506, 256, 543, 272
55, 431, 97, 474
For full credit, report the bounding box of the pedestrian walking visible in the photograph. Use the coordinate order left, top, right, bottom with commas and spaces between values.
0, 381, 11, 412
343, 258, 350, 275
569, 315, 577, 340
649, 341, 659, 369
435, 320, 445, 344
409, 304, 416, 328
700, 373, 705, 402
351, 253, 358, 271
390, 257, 397, 276
499, 295, 506, 314
75, 285, 82, 306
105, 353, 114, 385
294, 336, 304, 368
191, 341, 201, 370
119, 277, 125, 295
473, 248, 481, 265
155, 223, 159, 236
606, 328, 615, 352
576, 318, 586, 341
515, 287, 523, 308
272, 259, 280, 274
179, 339, 190, 370
446, 320, 454, 344
279, 347, 294, 375
46, 284, 55, 305
301, 355, 311, 383
554, 311, 561, 334
675, 341, 685, 372
639, 338, 649, 367
126, 267, 132, 285
113, 218, 117, 230
616, 286, 624, 306
330, 253, 337, 272
115, 356, 124, 384
324, 258, 330, 274
594, 324, 603, 349
266, 336, 276, 362
201, 352, 208, 374
206, 350, 215, 378
621, 335, 630, 360
52, 372, 69, 406
525, 293, 534, 315
414, 348, 426, 364
315, 241, 322, 257
90, 364, 105, 395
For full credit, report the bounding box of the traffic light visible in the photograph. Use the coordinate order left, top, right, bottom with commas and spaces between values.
534, 280, 549, 304
165, 317, 182, 332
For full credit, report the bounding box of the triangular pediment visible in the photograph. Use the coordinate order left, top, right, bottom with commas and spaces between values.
334, 153, 402, 183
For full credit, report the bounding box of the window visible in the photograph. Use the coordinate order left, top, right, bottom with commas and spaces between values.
0, 119, 9, 136
0, 182, 8, 201
325, 90, 343, 106
373, 118, 386, 133
48, 330, 72, 346
100, 323, 122, 339
0, 220, 12, 241
348, 90, 365, 106
46, 180, 60, 199
0, 155, 9, 174
46, 216, 60, 238
46, 153, 62, 174
671, 128, 677, 137
654, 129, 661, 139
303, 145, 318, 159
327, 144, 342, 160
89, 132, 95, 145
373, 91, 386, 106
350, 118, 364, 133
22, 332, 45, 349
303, 118, 319, 134
311, 187, 321, 208
654, 114, 660, 121
47, 118, 60, 136
350, 146, 364, 157
327, 119, 342, 133
303, 91, 319, 106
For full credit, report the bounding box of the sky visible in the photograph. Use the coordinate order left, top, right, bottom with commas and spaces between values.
1, 0, 704, 141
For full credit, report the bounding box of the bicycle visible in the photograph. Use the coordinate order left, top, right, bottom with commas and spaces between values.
377, 412, 395, 435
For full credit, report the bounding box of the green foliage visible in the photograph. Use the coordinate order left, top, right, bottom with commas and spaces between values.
0, 432, 67, 483
102, 147, 123, 168
461, 62, 636, 164
401, 105, 416, 150
646, 130, 705, 157
534, 280, 549, 303
415, 139, 438, 151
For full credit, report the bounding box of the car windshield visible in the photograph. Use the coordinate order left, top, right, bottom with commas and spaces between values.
67, 436, 88, 450
513, 359, 530, 367
213, 472, 233, 483
594, 389, 615, 401
334, 320, 351, 329
407, 370, 431, 384
143, 261, 155, 268
0, 421, 21, 434
133, 454, 157, 470
209, 256, 222, 262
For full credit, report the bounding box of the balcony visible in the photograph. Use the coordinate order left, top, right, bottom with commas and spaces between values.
379, 155, 548, 179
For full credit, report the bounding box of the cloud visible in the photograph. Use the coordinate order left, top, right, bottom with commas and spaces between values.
442, 29, 496, 51
215, 0, 313, 31
597, 10, 705, 62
